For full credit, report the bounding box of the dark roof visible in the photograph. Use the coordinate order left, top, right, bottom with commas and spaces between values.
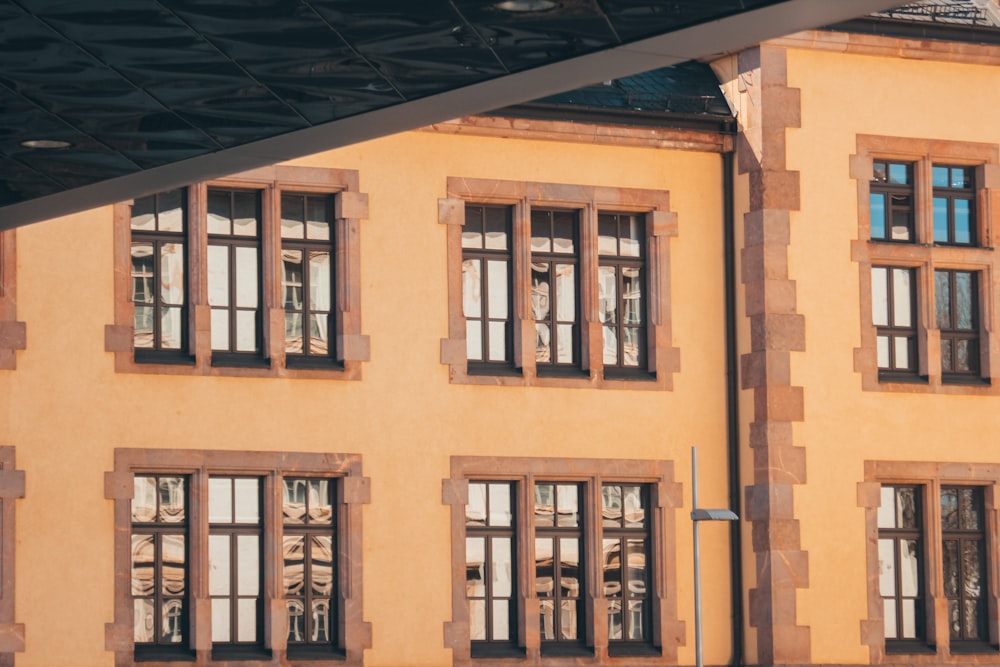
490, 60, 733, 130
827, 0, 1000, 42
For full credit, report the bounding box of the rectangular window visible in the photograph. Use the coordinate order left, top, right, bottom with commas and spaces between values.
877, 485, 925, 648
451, 461, 674, 666
115, 450, 367, 665
871, 161, 914, 242
466, 482, 518, 656
283, 478, 337, 657
463, 205, 513, 372
871, 267, 917, 379
132, 475, 190, 658
602, 484, 652, 652
207, 189, 262, 362
116, 166, 368, 377
208, 477, 263, 654
598, 213, 646, 376
531, 209, 580, 373
130, 189, 187, 358
933, 165, 975, 246
534, 482, 585, 652
941, 486, 988, 646
935, 269, 980, 380
280, 194, 337, 368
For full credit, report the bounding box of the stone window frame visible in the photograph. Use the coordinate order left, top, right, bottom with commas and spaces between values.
0, 447, 25, 666
439, 178, 680, 390
860, 460, 1000, 663
105, 448, 371, 667
442, 456, 683, 667
0, 231, 26, 370
851, 135, 1000, 393
108, 164, 370, 379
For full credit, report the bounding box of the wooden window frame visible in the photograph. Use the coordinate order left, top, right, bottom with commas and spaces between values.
877, 485, 928, 652
443, 456, 682, 667
940, 486, 990, 649
932, 165, 977, 247
871, 266, 919, 381
106, 448, 370, 667
870, 160, 916, 243
598, 212, 650, 379
934, 269, 982, 381
462, 205, 516, 375
440, 179, 679, 391
860, 461, 1000, 663
530, 209, 583, 377
0, 230, 26, 370
851, 136, 1000, 393
109, 165, 369, 379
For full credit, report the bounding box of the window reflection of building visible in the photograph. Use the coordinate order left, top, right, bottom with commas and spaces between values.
598, 213, 646, 374
531, 209, 579, 371
534, 483, 583, 648
283, 477, 337, 654
281, 194, 335, 364
465, 482, 515, 651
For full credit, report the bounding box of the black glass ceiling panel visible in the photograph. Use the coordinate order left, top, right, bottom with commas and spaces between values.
0, 0, 901, 226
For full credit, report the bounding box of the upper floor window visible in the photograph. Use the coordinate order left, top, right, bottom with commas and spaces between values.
112, 449, 369, 666
852, 136, 1000, 392
940, 486, 988, 646
462, 205, 513, 373
933, 166, 975, 245
877, 485, 925, 648
871, 161, 914, 242
112, 165, 369, 378
443, 179, 679, 390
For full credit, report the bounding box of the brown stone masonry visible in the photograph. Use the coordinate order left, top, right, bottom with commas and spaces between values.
0, 231, 26, 370
737, 45, 811, 665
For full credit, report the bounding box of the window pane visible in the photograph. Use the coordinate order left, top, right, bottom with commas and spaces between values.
598, 217, 617, 255
160, 243, 185, 306
557, 485, 579, 527
233, 192, 257, 236
236, 311, 256, 352
626, 539, 646, 594
900, 539, 919, 597
309, 480, 332, 523
469, 600, 486, 640
943, 539, 958, 597
209, 478, 232, 523
492, 537, 512, 597
599, 266, 617, 325
492, 600, 510, 640
309, 251, 331, 312
961, 488, 982, 529
603, 538, 621, 596
935, 271, 951, 329
210, 310, 229, 351
955, 199, 971, 244
889, 163, 909, 184
465, 320, 483, 361
883, 598, 898, 639
878, 538, 896, 596
621, 216, 642, 258
484, 207, 508, 250
209, 534, 230, 596
560, 538, 580, 596
237, 535, 259, 596
535, 483, 554, 527
466, 536, 486, 598
235, 247, 258, 308
132, 534, 154, 596
871, 268, 888, 326
466, 484, 486, 526
281, 194, 305, 239
555, 264, 575, 323
462, 259, 482, 319
627, 600, 645, 640
306, 197, 331, 240
890, 197, 912, 241
133, 476, 157, 522
870, 194, 886, 239
933, 197, 948, 242
623, 267, 643, 325
901, 599, 917, 639
876, 336, 889, 368
559, 599, 578, 639
531, 215, 551, 253
284, 536, 305, 594
608, 600, 623, 640
237, 598, 257, 641
207, 191, 231, 235
489, 483, 512, 527
933, 165, 950, 187
891, 269, 911, 326
877, 486, 895, 529
158, 190, 184, 233
207, 245, 229, 306
552, 212, 574, 254
556, 324, 574, 364
312, 536, 333, 595
942, 489, 958, 529
487, 322, 506, 362
487, 260, 508, 319
894, 337, 909, 370
162, 308, 183, 350
624, 486, 645, 528
135, 598, 155, 642
955, 272, 973, 329
234, 478, 259, 523
462, 229, 483, 250
131, 196, 156, 231
897, 487, 918, 528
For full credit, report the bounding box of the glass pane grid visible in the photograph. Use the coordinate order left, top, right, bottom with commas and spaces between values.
466, 482, 516, 646
463, 205, 513, 367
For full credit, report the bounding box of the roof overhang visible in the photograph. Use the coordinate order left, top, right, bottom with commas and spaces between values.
0, 0, 902, 230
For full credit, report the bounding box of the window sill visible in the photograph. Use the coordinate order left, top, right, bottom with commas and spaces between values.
884, 640, 935, 655
134, 645, 197, 662
211, 645, 273, 661
470, 643, 526, 659
135, 350, 196, 366
286, 644, 347, 661
603, 368, 657, 382
535, 366, 589, 380
210, 354, 271, 369
284, 356, 344, 371
941, 374, 991, 386
539, 643, 593, 657
877, 371, 927, 384
949, 641, 998, 654
467, 363, 522, 377
607, 642, 661, 658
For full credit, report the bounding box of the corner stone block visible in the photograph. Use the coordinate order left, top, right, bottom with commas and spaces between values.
438, 198, 465, 226
336, 191, 369, 220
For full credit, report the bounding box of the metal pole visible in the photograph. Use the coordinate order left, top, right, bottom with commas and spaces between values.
692, 446, 704, 667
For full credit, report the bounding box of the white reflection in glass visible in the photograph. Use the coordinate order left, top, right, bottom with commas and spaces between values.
463, 259, 481, 319
492, 537, 512, 597
876, 335, 890, 368
132, 534, 154, 596
492, 600, 509, 640
488, 321, 506, 362
234, 479, 259, 523
236, 310, 256, 352
489, 483, 511, 527
894, 337, 909, 369
892, 269, 911, 326
878, 538, 896, 596
466, 483, 487, 526
871, 267, 888, 326
469, 600, 486, 640
487, 260, 508, 319
235, 247, 258, 308
237, 535, 259, 596
212, 598, 231, 642
877, 487, 896, 529
883, 598, 897, 639
133, 476, 157, 522
466, 320, 483, 361
134, 598, 155, 642
209, 478, 232, 523
210, 310, 229, 351
237, 598, 257, 641
209, 534, 230, 596
207, 245, 229, 307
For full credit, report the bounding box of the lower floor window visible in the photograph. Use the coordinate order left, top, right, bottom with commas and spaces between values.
447, 457, 680, 666
112, 449, 367, 666
867, 463, 997, 659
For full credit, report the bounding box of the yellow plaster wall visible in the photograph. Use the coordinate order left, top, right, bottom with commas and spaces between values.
784, 46, 1000, 663
6, 130, 733, 666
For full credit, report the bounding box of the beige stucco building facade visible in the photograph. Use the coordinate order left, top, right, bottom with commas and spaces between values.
2, 4, 1000, 667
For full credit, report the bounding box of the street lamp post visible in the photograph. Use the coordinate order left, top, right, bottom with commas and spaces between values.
690, 446, 739, 667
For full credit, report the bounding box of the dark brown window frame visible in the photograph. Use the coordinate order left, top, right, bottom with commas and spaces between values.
530, 209, 583, 376
443, 456, 682, 667
0, 230, 26, 370
934, 269, 982, 381
860, 460, 1000, 663
440, 179, 679, 391
940, 485, 990, 648
106, 448, 370, 667
877, 485, 928, 651
851, 135, 1000, 393
932, 165, 976, 247
598, 212, 649, 378
462, 205, 516, 374
871, 265, 919, 381
870, 160, 916, 243
109, 165, 369, 380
